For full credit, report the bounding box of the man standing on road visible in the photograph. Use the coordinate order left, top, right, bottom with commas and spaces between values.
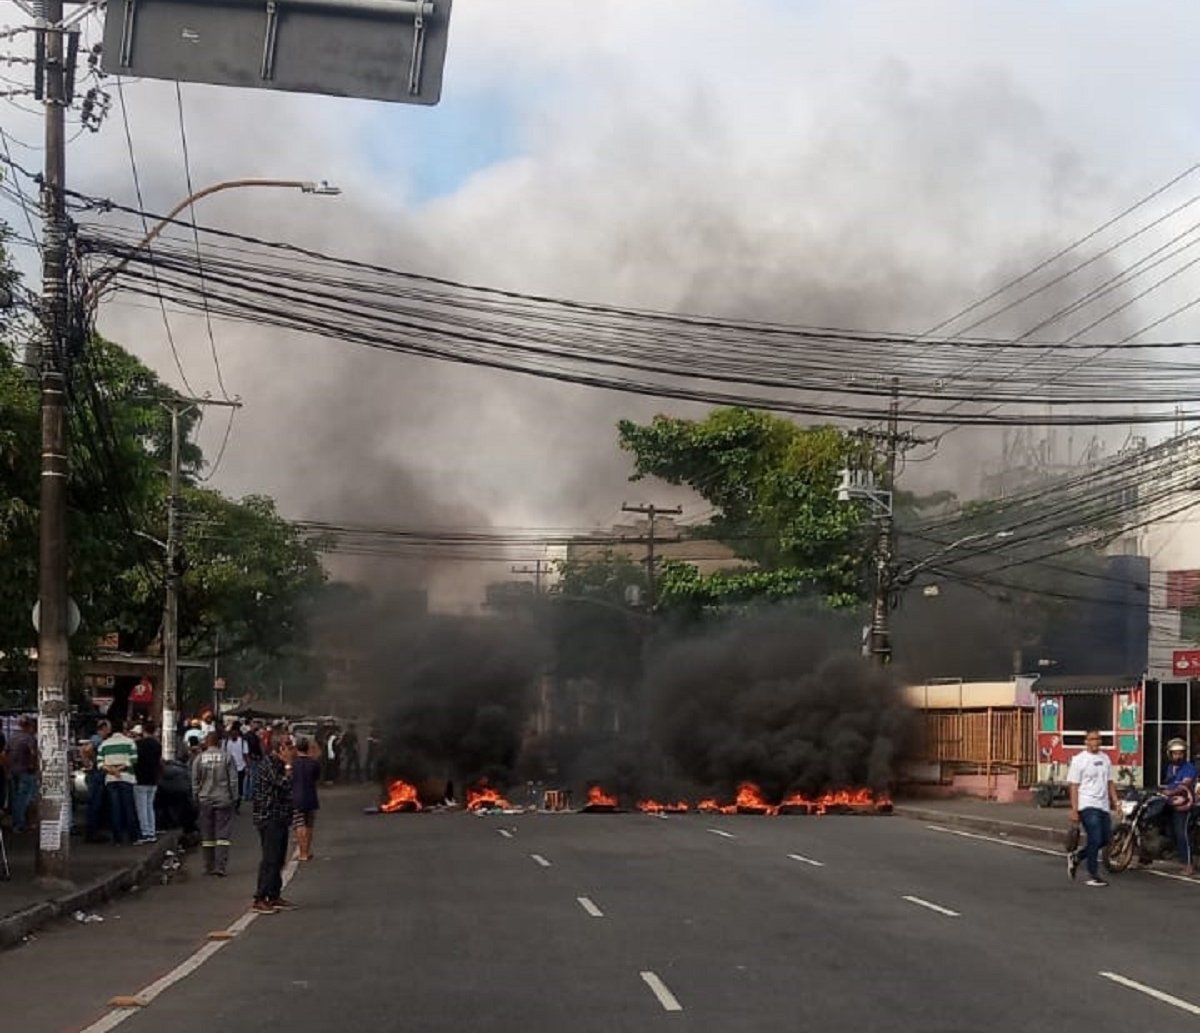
192, 731, 237, 876
224, 722, 249, 813
252, 736, 297, 914
1067, 730, 1122, 887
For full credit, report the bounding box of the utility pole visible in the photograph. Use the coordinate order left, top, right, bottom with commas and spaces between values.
159, 395, 240, 760
621, 503, 683, 608
511, 559, 550, 594
35, 0, 72, 882
847, 382, 925, 667
869, 390, 900, 668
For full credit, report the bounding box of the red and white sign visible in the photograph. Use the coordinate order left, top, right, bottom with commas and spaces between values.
1173, 649, 1200, 676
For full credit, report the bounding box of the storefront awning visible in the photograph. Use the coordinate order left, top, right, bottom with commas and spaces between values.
1032, 674, 1141, 696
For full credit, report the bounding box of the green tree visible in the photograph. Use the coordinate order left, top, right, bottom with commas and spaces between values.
617, 408, 873, 609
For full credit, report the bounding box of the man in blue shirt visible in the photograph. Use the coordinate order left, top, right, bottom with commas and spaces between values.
1162, 738, 1197, 876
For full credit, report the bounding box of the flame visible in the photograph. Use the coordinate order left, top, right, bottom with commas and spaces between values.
735, 782, 777, 815
466, 785, 512, 811
779, 787, 892, 814
380, 779, 423, 813
636, 799, 690, 814
697, 798, 736, 815
586, 786, 618, 808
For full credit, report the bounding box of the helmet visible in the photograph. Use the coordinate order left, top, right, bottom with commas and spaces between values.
1167, 738, 1188, 754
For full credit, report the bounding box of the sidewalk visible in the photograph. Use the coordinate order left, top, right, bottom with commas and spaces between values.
893, 795, 1070, 848
0, 824, 181, 950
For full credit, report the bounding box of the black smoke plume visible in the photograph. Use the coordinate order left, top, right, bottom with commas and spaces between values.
644, 607, 911, 799
365, 614, 546, 789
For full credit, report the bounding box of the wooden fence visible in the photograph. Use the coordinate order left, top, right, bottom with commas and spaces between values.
911, 707, 1038, 788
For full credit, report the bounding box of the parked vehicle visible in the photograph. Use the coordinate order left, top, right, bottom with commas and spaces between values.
1107, 786, 1197, 872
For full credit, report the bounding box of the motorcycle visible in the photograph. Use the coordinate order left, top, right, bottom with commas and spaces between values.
1107, 786, 1197, 873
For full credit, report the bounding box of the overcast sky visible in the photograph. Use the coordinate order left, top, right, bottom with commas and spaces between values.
4, 0, 1200, 607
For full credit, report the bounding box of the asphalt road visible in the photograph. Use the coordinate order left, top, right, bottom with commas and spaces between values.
9, 791, 1200, 1033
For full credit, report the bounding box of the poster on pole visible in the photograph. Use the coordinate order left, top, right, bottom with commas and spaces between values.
102, 0, 454, 105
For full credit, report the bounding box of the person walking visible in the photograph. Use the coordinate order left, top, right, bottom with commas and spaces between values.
291, 737, 321, 862
8, 716, 39, 834
132, 721, 163, 844
1067, 729, 1122, 887
252, 736, 297, 913
192, 731, 238, 876
98, 720, 139, 845
340, 724, 361, 783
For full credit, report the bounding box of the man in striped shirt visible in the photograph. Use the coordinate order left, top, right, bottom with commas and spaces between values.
98, 720, 139, 845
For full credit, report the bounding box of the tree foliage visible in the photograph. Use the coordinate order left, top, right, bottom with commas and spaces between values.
616, 408, 873, 609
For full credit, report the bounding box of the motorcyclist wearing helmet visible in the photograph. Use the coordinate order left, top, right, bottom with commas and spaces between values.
1161, 738, 1197, 876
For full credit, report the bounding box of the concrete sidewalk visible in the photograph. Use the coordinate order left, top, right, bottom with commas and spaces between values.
0, 824, 182, 950
893, 796, 1071, 848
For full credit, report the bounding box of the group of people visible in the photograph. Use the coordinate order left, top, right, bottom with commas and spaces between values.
1066, 731, 1197, 885
188, 722, 322, 914
81, 718, 165, 845
1, 716, 40, 834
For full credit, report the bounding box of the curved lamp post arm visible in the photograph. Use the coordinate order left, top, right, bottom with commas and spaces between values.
84, 177, 340, 310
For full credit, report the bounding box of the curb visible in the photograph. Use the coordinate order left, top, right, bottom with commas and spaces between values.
893, 804, 1068, 849
0, 833, 182, 951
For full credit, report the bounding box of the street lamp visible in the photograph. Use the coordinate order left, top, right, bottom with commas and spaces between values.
894, 530, 1014, 587
84, 177, 341, 309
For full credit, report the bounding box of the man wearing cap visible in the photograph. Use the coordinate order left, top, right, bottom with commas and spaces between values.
1162, 737, 1197, 876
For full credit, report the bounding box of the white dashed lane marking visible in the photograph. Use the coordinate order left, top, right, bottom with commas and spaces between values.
787, 853, 825, 867
1100, 972, 1200, 1015
497, 828, 514, 839
706, 828, 736, 839
902, 895, 960, 918
530, 853, 552, 867
640, 971, 684, 1012
577, 896, 604, 917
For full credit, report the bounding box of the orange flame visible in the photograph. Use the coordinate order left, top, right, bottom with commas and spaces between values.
466, 785, 513, 811
697, 798, 737, 814
636, 799, 690, 814
586, 786, 618, 808
779, 787, 892, 814
735, 782, 777, 815
380, 779, 423, 813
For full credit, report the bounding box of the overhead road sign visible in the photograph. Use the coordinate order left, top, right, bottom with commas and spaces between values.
102, 0, 453, 105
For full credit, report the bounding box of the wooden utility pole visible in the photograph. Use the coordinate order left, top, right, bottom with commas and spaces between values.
621, 503, 683, 607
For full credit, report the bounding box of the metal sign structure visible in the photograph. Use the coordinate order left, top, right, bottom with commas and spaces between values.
102, 0, 452, 105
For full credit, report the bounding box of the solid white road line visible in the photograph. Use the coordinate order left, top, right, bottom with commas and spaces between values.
706, 828, 736, 839
787, 853, 825, 867
640, 971, 684, 1012
1144, 868, 1200, 885
531, 853, 552, 867
78, 852, 302, 1033
497, 828, 514, 839
1099, 971, 1200, 1015
577, 896, 604, 917
901, 894, 960, 918
925, 823, 1061, 857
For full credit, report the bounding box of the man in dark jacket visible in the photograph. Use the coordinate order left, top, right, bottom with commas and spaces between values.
251, 736, 297, 914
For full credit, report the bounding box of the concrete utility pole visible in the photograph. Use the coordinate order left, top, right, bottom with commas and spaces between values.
511, 559, 550, 594
621, 503, 683, 608
159, 396, 240, 760
35, 0, 72, 882
851, 382, 925, 668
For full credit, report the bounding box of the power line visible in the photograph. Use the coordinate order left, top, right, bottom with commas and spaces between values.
113, 75, 196, 395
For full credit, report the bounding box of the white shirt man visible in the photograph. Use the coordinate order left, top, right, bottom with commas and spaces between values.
1066, 730, 1121, 887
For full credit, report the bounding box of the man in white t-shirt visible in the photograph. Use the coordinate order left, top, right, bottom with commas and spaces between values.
224, 723, 250, 812
1066, 729, 1122, 887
